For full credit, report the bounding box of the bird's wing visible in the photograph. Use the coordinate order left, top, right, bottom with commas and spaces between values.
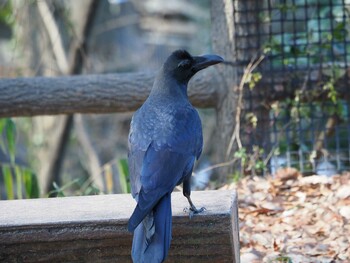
161, 106, 203, 158
128, 143, 195, 231
128, 104, 203, 198
128, 104, 202, 231
128, 107, 154, 198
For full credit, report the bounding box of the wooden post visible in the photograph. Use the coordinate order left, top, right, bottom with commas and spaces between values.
0, 190, 240, 262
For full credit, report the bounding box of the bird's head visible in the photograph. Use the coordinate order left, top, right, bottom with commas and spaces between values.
163, 50, 224, 84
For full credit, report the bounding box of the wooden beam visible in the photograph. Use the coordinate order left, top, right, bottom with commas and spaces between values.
0, 69, 220, 117
0, 190, 240, 262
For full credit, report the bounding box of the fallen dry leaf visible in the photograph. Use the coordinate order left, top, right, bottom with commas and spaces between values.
274, 167, 302, 181
336, 185, 350, 199
230, 171, 350, 262
339, 206, 350, 220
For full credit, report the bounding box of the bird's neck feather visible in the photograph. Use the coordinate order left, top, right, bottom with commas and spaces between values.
150, 69, 189, 100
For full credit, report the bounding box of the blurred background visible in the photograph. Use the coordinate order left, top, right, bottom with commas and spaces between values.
1, 0, 350, 200
0, 0, 214, 199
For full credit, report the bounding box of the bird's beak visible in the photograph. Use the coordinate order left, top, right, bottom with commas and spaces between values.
192, 54, 224, 72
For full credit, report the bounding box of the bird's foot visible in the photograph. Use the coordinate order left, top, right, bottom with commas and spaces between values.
183, 206, 206, 219
184, 195, 206, 218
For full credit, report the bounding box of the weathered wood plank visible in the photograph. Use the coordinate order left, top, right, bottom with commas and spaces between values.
0, 190, 239, 263
0, 69, 220, 117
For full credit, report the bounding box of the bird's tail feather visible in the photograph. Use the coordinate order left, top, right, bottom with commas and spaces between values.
131, 193, 172, 263
128, 189, 162, 232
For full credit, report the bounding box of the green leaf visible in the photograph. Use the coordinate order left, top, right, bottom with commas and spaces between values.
254, 160, 266, 171
30, 172, 39, 198
15, 166, 23, 199
323, 80, 338, 104
0, 118, 7, 152
234, 148, 247, 159
23, 169, 40, 198
23, 168, 32, 198
333, 22, 346, 42
232, 171, 242, 183
2, 165, 14, 200
5, 119, 16, 164
0, 119, 6, 134
117, 159, 130, 193
0, 1, 14, 27
50, 182, 66, 197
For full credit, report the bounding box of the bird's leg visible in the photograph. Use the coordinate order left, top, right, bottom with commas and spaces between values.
183, 176, 205, 218
185, 195, 206, 214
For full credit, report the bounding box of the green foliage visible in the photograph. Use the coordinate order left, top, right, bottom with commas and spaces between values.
49, 180, 79, 197
5, 118, 16, 163
234, 146, 266, 176
15, 166, 22, 199
197, 3, 349, 180
23, 168, 39, 198
2, 165, 14, 199
48, 177, 100, 197
245, 112, 258, 129
232, 171, 242, 183
0, 119, 6, 152
269, 90, 349, 172
117, 159, 130, 194
0, 118, 40, 200
234, 148, 247, 166
1, 164, 39, 199
245, 72, 262, 90
265, 1, 349, 67
323, 80, 337, 104
322, 66, 345, 108
0, 0, 14, 27
276, 3, 297, 13
0, 118, 17, 163
46, 158, 131, 197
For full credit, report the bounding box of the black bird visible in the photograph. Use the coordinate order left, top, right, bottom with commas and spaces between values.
128, 50, 223, 263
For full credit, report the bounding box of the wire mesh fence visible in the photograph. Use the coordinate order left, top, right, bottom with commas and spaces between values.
233, 0, 350, 175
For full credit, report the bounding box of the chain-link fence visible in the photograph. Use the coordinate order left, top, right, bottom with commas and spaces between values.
234, 0, 350, 175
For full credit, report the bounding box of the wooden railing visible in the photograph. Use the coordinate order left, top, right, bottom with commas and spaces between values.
0, 190, 240, 262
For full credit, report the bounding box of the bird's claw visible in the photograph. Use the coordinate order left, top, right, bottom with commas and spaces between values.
183, 206, 206, 219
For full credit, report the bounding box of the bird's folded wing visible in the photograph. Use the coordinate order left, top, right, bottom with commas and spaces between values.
128, 144, 195, 231
128, 105, 202, 197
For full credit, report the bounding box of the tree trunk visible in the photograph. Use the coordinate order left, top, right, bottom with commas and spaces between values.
211, 0, 237, 181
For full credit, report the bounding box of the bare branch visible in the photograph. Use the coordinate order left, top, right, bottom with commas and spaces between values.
75, 114, 104, 190
37, 1, 69, 73
226, 54, 265, 158
194, 157, 238, 176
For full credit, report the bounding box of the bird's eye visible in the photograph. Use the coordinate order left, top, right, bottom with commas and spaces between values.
177, 59, 191, 69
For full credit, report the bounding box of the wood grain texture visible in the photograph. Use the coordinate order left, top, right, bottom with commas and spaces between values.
0, 69, 219, 117
0, 190, 239, 263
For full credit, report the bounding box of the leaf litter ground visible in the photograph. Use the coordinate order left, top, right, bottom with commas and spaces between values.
221, 169, 350, 262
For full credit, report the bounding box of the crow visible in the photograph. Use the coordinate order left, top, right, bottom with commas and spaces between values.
128, 50, 223, 263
